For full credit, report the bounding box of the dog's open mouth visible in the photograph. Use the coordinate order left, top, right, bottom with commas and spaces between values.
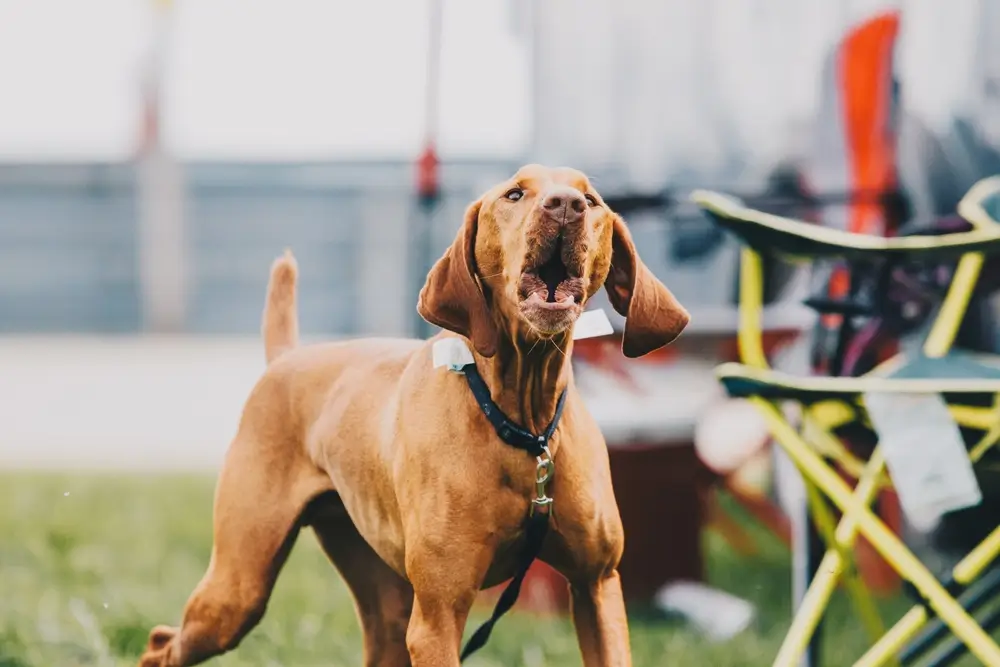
518, 240, 583, 309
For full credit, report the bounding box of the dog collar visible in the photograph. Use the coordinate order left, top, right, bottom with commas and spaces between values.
460, 362, 567, 457
456, 360, 565, 662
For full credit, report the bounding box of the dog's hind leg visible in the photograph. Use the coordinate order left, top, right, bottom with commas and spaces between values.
138, 427, 333, 667
310, 500, 414, 667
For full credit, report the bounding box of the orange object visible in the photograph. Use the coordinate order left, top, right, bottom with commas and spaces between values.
818, 11, 901, 339
836, 11, 902, 595
725, 480, 793, 550
839, 12, 900, 238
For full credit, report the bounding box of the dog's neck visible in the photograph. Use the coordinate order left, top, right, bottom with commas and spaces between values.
476, 331, 574, 436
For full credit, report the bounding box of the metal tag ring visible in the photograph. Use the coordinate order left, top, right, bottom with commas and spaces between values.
535, 463, 553, 485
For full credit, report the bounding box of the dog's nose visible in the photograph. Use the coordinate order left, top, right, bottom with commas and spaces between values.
541, 187, 586, 225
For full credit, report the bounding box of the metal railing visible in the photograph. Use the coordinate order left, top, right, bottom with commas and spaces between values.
0, 161, 746, 337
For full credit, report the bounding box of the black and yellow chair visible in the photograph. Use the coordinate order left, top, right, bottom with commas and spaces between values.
692, 176, 1000, 667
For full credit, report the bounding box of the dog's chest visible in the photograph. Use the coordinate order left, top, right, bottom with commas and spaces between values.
482, 530, 533, 589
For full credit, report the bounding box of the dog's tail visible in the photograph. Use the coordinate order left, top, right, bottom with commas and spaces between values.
263, 249, 300, 364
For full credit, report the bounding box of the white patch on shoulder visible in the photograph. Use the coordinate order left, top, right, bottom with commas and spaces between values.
432, 338, 475, 373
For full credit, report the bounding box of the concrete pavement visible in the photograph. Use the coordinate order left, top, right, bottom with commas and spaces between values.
0, 336, 267, 471
0, 335, 723, 471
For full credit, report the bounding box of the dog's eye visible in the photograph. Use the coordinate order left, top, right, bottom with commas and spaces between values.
504, 188, 524, 202
584, 194, 598, 207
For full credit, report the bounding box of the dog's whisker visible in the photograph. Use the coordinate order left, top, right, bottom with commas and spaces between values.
527, 337, 541, 356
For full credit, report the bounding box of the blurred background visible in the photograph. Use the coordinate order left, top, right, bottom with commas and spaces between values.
2, 0, 1000, 665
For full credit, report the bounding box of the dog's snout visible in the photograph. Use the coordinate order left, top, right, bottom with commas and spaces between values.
541, 188, 585, 224
542, 193, 584, 214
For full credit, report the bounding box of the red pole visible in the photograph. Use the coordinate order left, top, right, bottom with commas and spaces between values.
136, 0, 187, 332
412, 0, 444, 338
416, 0, 443, 207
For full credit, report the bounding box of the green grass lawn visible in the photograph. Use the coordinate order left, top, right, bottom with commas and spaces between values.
0, 472, 989, 666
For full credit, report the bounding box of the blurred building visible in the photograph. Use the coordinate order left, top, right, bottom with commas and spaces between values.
0, 0, 998, 336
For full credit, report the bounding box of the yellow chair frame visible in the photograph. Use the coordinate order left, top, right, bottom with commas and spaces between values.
692, 176, 1000, 667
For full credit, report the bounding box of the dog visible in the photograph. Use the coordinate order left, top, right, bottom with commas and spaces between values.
139, 164, 689, 667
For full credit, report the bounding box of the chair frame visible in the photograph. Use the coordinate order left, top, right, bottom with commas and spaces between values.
693, 176, 1000, 667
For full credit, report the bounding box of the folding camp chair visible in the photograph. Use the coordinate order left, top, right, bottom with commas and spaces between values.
692, 176, 1000, 667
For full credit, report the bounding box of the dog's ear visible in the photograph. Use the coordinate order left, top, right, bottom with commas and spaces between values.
418, 200, 498, 357
604, 214, 690, 357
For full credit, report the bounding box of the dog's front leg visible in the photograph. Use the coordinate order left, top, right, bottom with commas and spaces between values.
404, 535, 494, 666
570, 569, 633, 667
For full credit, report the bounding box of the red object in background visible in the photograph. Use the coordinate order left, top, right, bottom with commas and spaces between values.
717, 329, 803, 363
807, 10, 902, 346
571, 335, 678, 391
835, 458, 902, 595
855, 489, 903, 595
477, 333, 714, 614
838, 11, 900, 238
138, 100, 160, 157
479, 561, 570, 615
610, 442, 710, 603
809, 11, 904, 595
478, 441, 709, 615
416, 144, 440, 203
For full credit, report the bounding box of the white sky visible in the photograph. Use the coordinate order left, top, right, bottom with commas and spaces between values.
0, 0, 985, 164
0, 0, 529, 161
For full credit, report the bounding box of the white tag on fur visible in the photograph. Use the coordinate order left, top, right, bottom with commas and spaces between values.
573, 308, 614, 340
432, 338, 475, 373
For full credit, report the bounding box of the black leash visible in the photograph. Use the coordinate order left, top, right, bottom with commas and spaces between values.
458, 362, 566, 662
459, 511, 551, 661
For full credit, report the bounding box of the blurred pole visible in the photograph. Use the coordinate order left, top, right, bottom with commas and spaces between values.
520, 0, 540, 157
973, 0, 1000, 149
136, 0, 187, 333
412, 0, 444, 339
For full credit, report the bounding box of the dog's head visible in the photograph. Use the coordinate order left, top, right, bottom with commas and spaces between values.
418, 164, 689, 358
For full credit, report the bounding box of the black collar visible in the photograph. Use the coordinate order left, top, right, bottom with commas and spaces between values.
458, 360, 565, 662
460, 363, 567, 457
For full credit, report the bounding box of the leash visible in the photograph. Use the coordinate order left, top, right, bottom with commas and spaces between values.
458, 362, 566, 662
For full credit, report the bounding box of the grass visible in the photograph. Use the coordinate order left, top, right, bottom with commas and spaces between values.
0, 473, 991, 666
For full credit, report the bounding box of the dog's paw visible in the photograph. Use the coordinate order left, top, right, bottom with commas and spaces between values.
137, 625, 178, 667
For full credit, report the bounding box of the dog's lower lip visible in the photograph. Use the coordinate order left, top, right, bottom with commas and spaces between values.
522, 292, 576, 311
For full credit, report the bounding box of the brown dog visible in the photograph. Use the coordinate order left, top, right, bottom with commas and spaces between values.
139, 164, 689, 667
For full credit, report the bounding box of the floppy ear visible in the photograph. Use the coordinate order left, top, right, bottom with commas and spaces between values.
604, 214, 690, 357
417, 200, 498, 357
